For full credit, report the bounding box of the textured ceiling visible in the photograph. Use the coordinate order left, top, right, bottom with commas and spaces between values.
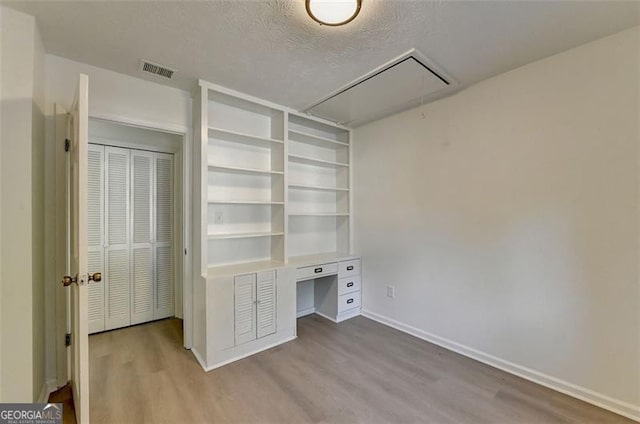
5, 0, 640, 116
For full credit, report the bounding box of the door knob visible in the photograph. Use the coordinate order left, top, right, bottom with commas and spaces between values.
88, 272, 102, 283
62, 275, 77, 286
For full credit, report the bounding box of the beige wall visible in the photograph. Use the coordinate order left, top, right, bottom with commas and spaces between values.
0, 6, 47, 402
31, 19, 47, 401
354, 26, 639, 418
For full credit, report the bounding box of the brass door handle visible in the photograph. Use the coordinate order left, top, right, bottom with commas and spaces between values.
62, 275, 77, 286
62, 272, 101, 286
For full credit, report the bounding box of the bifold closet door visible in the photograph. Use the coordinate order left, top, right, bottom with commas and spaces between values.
104, 146, 131, 330
154, 153, 174, 320
130, 151, 154, 325
87, 144, 105, 333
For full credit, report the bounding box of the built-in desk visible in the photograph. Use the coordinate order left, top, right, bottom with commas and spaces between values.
290, 253, 362, 323
192, 253, 361, 371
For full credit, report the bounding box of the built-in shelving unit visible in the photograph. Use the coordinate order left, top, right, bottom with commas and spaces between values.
195, 81, 353, 272
287, 113, 351, 259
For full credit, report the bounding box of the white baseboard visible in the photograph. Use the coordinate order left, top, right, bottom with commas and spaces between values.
37, 379, 58, 403
314, 311, 337, 323
361, 309, 640, 422
336, 308, 361, 323
206, 336, 297, 371
296, 307, 315, 318
190, 347, 208, 371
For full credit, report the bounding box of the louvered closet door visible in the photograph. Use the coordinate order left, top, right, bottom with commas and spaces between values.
234, 274, 257, 345
87, 144, 105, 334
153, 153, 174, 319
130, 151, 154, 325
256, 272, 276, 338
104, 147, 131, 330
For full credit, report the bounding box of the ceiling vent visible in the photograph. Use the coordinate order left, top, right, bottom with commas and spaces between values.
303, 49, 459, 127
139, 60, 176, 80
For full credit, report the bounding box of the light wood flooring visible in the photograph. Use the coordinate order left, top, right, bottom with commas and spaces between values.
89, 316, 633, 424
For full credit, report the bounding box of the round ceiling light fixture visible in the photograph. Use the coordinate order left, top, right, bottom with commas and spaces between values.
305, 0, 362, 26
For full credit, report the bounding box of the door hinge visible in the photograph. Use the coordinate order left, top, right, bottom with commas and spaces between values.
64, 138, 70, 152
65, 333, 71, 347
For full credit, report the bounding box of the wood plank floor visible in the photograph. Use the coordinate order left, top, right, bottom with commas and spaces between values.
89, 315, 632, 424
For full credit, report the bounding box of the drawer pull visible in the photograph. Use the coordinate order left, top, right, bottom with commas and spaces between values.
346, 265, 354, 271
347, 298, 354, 304
314, 267, 323, 273
346, 282, 354, 287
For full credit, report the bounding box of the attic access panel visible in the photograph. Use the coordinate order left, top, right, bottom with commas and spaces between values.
304, 52, 455, 126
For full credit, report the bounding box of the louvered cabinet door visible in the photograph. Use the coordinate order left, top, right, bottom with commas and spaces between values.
256, 271, 276, 338
87, 144, 105, 334
234, 274, 257, 345
130, 151, 154, 325
153, 153, 174, 319
104, 147, 131, 330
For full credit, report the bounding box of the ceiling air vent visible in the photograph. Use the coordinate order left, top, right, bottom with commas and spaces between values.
139, 60, 176, 80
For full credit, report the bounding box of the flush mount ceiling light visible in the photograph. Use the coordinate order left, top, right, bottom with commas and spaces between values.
306, 0, 362, 26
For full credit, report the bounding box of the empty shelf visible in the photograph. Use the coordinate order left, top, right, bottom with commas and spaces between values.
208, 231, 285, 240
288, 154, 349, 168
208, 163, 284, 175
289, 129, 349, 147
209, 127, 284, 146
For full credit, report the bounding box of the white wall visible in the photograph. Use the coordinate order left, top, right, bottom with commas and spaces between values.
0, 5, 46, 402
354, 26, 639, 419
43, 54, 192, 387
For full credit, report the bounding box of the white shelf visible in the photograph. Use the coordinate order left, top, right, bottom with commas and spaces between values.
208, 200, 284, 205
288, 154, 349, 168
209, 127, 283, 146
208, 163, 284, 175
288, 129, 349, 147
198, 81, 352, 269
288, 213, 349, 217
208, 231, 284, 240
288, 184, 349, 192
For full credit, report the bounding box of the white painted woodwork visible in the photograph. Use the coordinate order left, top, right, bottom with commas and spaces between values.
87, 144, 174, 332
191, 82, 360, 372
104, 146, 131, 330
337, 275, 361, 296
87, 144, 105, 333
130, 150, 154, 325
69, 73, 90, 424
295, 262, 338, 281
256, 271, 277, 338
196, 82, 353, 270
338, 259, 360, 278
154, 153, 174, 319
293, 256, 362, 323
234, 273, 257, 345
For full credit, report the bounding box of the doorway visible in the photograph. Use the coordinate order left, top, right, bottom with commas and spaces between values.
53, 112, 191, 398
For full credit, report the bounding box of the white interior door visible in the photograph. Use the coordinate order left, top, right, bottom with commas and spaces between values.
131, 150, 154, 324
104, 147, 131, 330
154, 153, 174, 319
67, 73, 92, 424
87, 144, 105, 333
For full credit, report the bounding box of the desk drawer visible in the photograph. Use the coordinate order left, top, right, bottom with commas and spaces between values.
338, 276, 361, 296
339, 259, 360, 278
338, 292, 361, 313
296, 262, 338, 281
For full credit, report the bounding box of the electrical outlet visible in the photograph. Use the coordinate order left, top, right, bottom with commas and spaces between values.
214, 211, 224, 224
386, 285, 395, 299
